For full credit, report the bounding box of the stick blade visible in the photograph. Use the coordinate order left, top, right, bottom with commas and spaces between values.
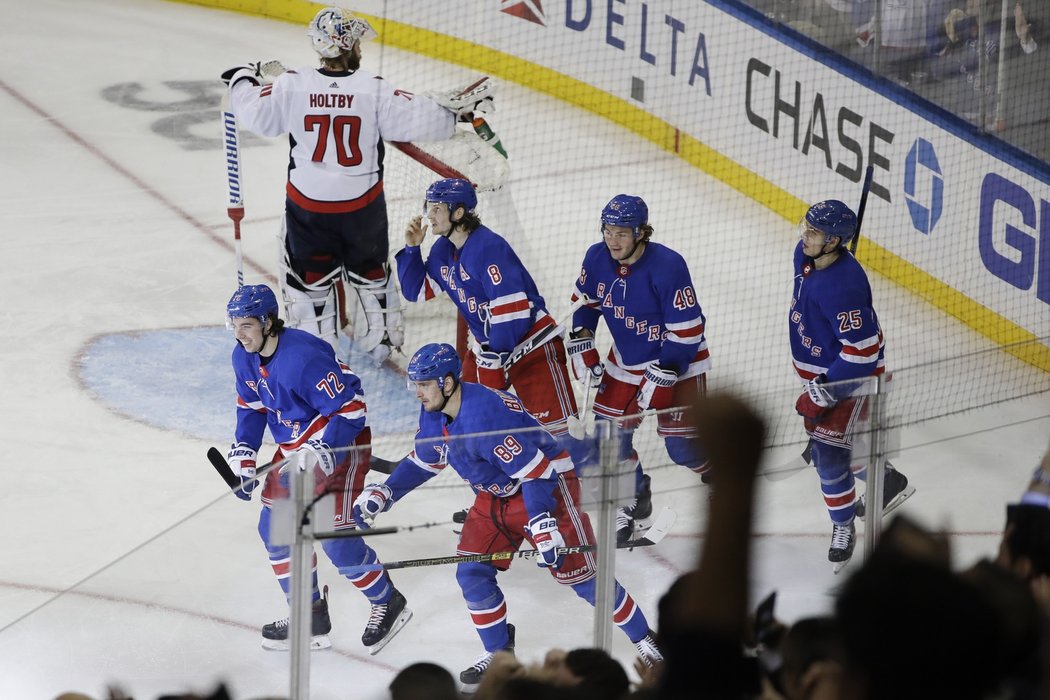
622, 507, 676, 548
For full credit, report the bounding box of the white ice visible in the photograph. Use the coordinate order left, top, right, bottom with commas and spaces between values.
1, 1, 1047, 699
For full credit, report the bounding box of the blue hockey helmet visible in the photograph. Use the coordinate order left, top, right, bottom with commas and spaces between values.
407, 342, 462, 388
226, 284, 279, 324
425, 178, 477, 216
802, 200, 857, 247
601, 194, 649, 237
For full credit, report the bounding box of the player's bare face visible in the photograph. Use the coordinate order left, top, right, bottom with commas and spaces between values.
799, 223, 832, 257
603, 224, 639, 262
412, 379, 445, 411
424, 201, 453, 236
231, 318, 266, 353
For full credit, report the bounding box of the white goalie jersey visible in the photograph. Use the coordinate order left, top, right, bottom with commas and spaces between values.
229, 66, 456, 211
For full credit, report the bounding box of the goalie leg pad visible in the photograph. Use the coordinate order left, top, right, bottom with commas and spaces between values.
345, 267, 404, 358
280, 271, 342, 346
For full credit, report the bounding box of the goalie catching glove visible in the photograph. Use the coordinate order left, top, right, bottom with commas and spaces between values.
526, 512, 565, 569
352, 483, 393, 528
220, 60, 287, 89
566, 333, 604, 387
227, 442, 258, 501
795, 375, 836, 419
428, 76, 496, 121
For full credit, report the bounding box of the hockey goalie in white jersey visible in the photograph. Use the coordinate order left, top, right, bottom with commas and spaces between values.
220, 7, 495, 363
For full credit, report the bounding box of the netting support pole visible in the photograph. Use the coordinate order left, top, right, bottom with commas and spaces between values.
591, 420, 618, 654
289, 453, 314, 700
863, 375, 888, 556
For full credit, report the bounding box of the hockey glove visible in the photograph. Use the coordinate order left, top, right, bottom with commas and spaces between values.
795, 376, 836, 419
352, 483, 393, 529
476, 346, 510, 390
302, 439, 338, 477
566, 335, 604, 388
227, 442, 258, 502
627, 363, 678, 414
220, 60, 287, 89
526, 512, 565, 569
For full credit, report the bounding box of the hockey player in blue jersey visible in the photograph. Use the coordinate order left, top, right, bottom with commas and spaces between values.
395, 179, 581, 449
225, 284, 412, 653
566, 194, 712, 545
789, 200, 913, 571
350, 343, 662, 691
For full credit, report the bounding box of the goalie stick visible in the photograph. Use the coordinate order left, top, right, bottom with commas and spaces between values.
337, 507, 676, 575
206, 446, 398, 491
769, 166, 876, 482
221, 94, 245, 287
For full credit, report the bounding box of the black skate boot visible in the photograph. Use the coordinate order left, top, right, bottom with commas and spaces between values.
616, 474, 653, 545
630, 474, 653, 520
460, 623, 516, 692
362, 588, 413, 655
261, 586, 332, 651
828, 521, 856, 574
633, 628, 664, 669
615, 507, 635, 546
856, 463, 915, 520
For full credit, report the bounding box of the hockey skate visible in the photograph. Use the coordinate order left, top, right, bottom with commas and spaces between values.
615, 475, 653, 545
460, 623, 515, 692
855, 463, 915, 520
633, 628, 664, 669
362, 588, 413, 655
261, 586, 332, 651
828, 521, 856, 574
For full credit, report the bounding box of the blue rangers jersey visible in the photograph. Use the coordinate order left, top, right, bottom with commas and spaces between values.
570, 241, 710, 376
395, 226, 553, 353
232, 327, 368, 451
789, 240, 885, 383
382, 383, 573, 518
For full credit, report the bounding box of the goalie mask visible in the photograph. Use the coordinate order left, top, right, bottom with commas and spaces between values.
798, 199, 857, 248
307, 7, 377, 59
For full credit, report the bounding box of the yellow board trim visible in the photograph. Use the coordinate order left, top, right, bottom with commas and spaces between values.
180, 0, 1050, 371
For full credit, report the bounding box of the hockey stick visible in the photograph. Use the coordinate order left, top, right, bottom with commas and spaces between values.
761, 442, 813, 482
206, 446, 399, 491
504, 295, 589, 370
849, 164, 874, 255
337, 507, 676, 575
770, 167, 876, 481
221, 95, 245, 287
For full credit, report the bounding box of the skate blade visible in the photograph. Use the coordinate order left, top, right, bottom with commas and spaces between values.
858, 485, 916, 521
261, 634, 332, 651
832, 558, 852, 575
366, 608, 413, 656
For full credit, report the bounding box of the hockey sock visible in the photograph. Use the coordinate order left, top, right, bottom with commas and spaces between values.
571, 579, 650, 642
458, 562, 511, 652
323, 538, 393, 603
260, 507, 321, 602
812, 440, 857, 523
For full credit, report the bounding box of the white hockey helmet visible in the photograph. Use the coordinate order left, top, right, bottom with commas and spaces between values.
307, 8, 377, 59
